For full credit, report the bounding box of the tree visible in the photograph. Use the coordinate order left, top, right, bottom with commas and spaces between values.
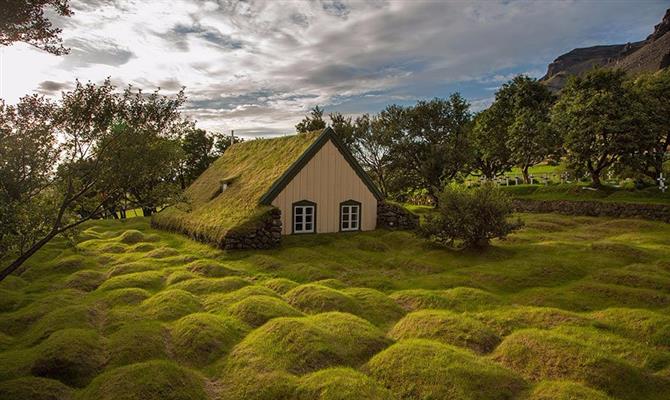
491, 75, 558, 183
551, 69, 649, 187
295, 106, 326, 133
1, 0, 73, 55
347, 113, 394, 196
180, 128, 215, 188
212, 132, 243, 156
419, 183, 522, 248
0, 80, 188, 281
628, 69, 670, 180
391, 95, 473, 205
329, 112, 356, 146
470, 109, 514, 179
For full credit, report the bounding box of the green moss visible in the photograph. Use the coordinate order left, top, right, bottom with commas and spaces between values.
139, 289, 203, 321
97, 270, 165, 291
390, 287, 502, 312
341, 288, 405, 327
0, 276, 28, 291
0, 332, 12, 351
63, 270, 106, 292
284, 284, 362, 315
95, 288, 151, 307
79, 360, 208, 400
590, 308, 670, 347
185, 259, 239, 277
170, 276, 249, 295
146, 247, 180, 259
389, 309, 500, 354
229, 312, 391, 374
21, 304, 97, 346
171, 313, 248, 367
0, 290, 82, 336
227, 295, 303, 327
472, 306, 594, 336
31, 328, 107, 387
108, 321, 170, 367
528, 381, 613, 400
107, 262, 159, 277
217, 367, 298, 400
204, 285, 279, 312
261, 277, 300, 294
296, 367, 396, 400
165, 270, 198, 285
0, 376, 74, 400
117, 230, 147, 244
312, 278, 347, 289
365, 339, 525, 400
492, 329, 668, 400
0, 289, 22, 312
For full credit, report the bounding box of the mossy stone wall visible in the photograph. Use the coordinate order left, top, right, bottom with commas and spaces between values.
512, 199, 670, 222
224, 208, 282, 250
376, 202, 419, 230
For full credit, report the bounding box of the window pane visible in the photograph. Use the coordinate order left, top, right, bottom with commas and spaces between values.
296, 215, 302, 223
305, 215, 312, 223
296, 223, 303, 231
305, 207, 313, 215
343, 222, 349, 229
305, 223, 312, 231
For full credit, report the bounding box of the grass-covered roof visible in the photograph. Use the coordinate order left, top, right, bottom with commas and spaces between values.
153, 130, 322, 245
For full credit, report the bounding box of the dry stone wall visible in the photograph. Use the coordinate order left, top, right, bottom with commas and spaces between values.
512, 199, 670, 223
377, 202, 419, 230
223, 208, 282, 250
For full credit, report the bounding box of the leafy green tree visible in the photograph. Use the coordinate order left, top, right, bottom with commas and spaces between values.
470, 109, 514, 179
345, 113, 394, 196
491, 75, 558, 183
329, 112, 356, 146
1, 0, 73, 54
552, 69, 649, 187
295, 106, 326, 133
391, 95, 473, 205
420, 183, 522, 248
212, 132, 243, 156
0, 80, 187, 281
179, 128, 215, 188
628, 70, 670, 180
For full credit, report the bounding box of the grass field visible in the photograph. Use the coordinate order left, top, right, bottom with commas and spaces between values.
501, 184, 670, 205
1, 214, 670, 399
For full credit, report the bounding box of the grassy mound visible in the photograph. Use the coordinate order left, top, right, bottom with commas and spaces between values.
21, 304, 97, 345
97, 270, 165, 292
229, 312, 391, 374
185, 259, 238, 277
227, 295, 303, 327
171, 313, 248, 367
296, 367, 395, 400
217, 367, 298, 400
95, 288, 151, 307
0, 376, 74, 400
79, 360, 208, 400
552, 325, 670, 371
492, 329, 667, 400
472, 306, 594, 336
108, 321, 170, 367
31, 328, 107, 387
0, 289, 22, 312
146, 247, 180, 259
262, 277, 300, 294
365, 339, 525, 400
0, 290, 83, 336
590, 308, 670, 347
528, 381, 613, 400
341, 288, 405, 327
139, 289, 202, 321
63, 270, 107, 292
389, 309, 500, 354
165, 270, 198, 285
204, 285, 279, 312
389, 287, 502, 312
107, 262, 159, 277
117, 230, 147, 244
312, 278, 348, 289
284, 284, 362, 315
170, 276, 249, 295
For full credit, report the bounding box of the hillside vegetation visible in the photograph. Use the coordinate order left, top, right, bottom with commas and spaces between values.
1, 214, 670, 399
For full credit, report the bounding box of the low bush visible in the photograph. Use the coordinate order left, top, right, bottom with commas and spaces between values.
419, 183, 522, 248
365, 339, 525, 400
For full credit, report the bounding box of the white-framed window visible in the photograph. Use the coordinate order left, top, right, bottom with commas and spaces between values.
340, 202, 360, 231
293, 202, 315, 233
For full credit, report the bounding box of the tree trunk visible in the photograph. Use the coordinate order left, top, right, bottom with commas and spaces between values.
0, 230, 58, 282
142, 207, 153, 217
522, 166, 530, 184
590, 170, 602, 188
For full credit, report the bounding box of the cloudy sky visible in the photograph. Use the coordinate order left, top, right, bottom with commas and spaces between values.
1, 0, 668, 137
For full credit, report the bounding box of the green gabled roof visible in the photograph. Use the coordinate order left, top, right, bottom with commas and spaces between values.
153, 127, 383, 246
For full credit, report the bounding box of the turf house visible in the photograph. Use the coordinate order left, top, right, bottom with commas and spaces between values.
153, 127, 414, 249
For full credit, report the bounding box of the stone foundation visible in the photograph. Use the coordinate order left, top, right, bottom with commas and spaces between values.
377, 202, 419, 230
223, 208, 282, 250
512, 199, 670, 223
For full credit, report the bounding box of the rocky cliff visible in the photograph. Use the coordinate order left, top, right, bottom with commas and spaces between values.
541, 9, 670, 91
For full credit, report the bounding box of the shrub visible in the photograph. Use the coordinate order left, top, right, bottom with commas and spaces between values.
79, 360, 208, 400
171, 313, 248, 367
0, 376, 74, 400
365, 339, 525, 400
227, 295, 303, 327
419, 183, 522, 248
296, 367, 396, 400
389, 309, 500, 353
31, 328, 108, 387
229, 312, 391, 374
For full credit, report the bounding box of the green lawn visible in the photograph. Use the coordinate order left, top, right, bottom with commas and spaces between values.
1, 215, 670, 399
501, 183, 670, 205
